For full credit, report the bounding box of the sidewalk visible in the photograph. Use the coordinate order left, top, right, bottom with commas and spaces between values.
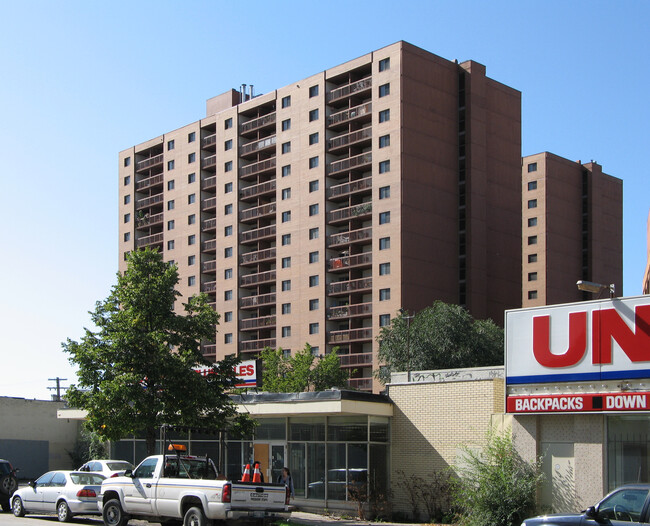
288, 511, 426, 526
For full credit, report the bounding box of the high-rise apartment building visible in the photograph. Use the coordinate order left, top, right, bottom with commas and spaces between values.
522, 152, 623, 306
118, 41, 522, 391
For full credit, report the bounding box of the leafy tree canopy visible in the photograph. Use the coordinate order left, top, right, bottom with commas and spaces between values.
63, 248, 253, 454
376, 301, 503, 384
260, 344, 350, 392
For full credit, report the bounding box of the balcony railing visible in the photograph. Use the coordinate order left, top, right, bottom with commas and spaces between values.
136, 193, 164, 210
202, 260, 216, 273
240, 293, 276, 309
328, 152, 372, 176
240, 202, 276, 222
328, 202, 372, 224
327, 176, 372, 200
240, 270, 276, 287
136, 232, 164, 248
327, 102, 372, 127
327, 77, 372, 103
202, 281, 217, 294
136, 153, 163, 172
240, 248, 276, 265
202, 133, 217, 149
202, 175, 217, 191
136, 212, 163, 228
136, 173, 164, 191
327, 277, 372, 295
348, 377, 373, 391
328, 253, 372, 271
327, 302, 372, 320
328, 127, 372, 151
240, 225, 276, 244
328, 328, 373, 344
202, 197, 217, 211
240, 179, 276, 200
202, 155, 216, 170
202, 344, 216, 357
240, 315, 276, 331
327, 227, 372, 248
240, 136, 276, 156
202, 218, 216, 232
240, 112, 276, 135
202, 239, 216, 252
240, 338, 276, 353
240, 158, 276, 180
339, 352, 374, 368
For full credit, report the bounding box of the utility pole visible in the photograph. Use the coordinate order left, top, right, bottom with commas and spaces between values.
47, 377, 68, 401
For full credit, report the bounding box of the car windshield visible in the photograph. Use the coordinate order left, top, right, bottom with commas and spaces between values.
70, 473, 106, 485
599, 488, 650, 522
106, 462, 133, 471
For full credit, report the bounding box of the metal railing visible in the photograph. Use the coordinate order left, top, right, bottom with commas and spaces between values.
240, 270, 276, 287
328, 152, 372, 175
240, 179, 276, 200
328, 202, 372, 223
339, 352, 374, 367
240, 157, 276, 179
327, 176, 372, 199
328, 328, 373, 344
240, 136, 276, 156
240, 112, 276, 134
240, 248, 276, 265
240, 315, 276, 330
327, 102, 372, 127
136, 153, 163, 172
327, 227, 372, 247
240, 293, 276, 308
135, 212, 163, 228
328, 302, 373, 320
136, 193, 164, 209
136, 173, 164, 191
240, 225, 276, 243
326, 77, 372, 103
328, 127, 372, 151
136, 232, 164, 248
328, 253, 372, 271
240, 202, 276, 222
327, 277, 373, 295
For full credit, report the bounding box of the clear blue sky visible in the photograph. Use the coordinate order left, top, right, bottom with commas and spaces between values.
1, 1, 648, 399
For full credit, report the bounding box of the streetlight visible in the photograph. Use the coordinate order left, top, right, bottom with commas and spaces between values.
398, 308, 415, 382
576, 280, 615, 298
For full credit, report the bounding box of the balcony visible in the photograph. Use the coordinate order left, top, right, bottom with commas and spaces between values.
136, 212, 163, 229
240, 315, 276, 331
240, 293, 276, 309
202, 344, 216, 358
136, 173, 164, 191
339, 352, 374, 368
240, 179, 276, 201
240, 112, 276, 135
202, 133, 217, 149
240, 158, 276, 180
241, 248, 276, 266
327, 77, 372, 104
202, 239, 216, 253
327, 227, 372, 248
328, 127, 372, 153
327, 176, 372, 201
348, 377, 373, 391
328, 302, 372, 320
328, 328, 373, 344
328, 253, 372, 272
240, 270, 276, 287
136, 193, 164, 210
202, 218, 216, 232
136, 232, 163, 248
202, 260, 216, 273
202, 175, 217, 191
328, 152, 372, 176
240, 225, 276, 244
327, 277, 372, 296
240, 202, 276, 222
240, 136, 276, 157
240, 338, 276, 353
327, 102, 372, 128
202, 281, 217, 294
328, 202, 372, 224
202, 197, 217, 212
202, 155, 216, 170
136, 153, 163, 173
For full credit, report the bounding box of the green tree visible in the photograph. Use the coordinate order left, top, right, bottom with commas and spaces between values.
453, 429, 544, 526
260, 344, 350, 392
376, 301, 503, 384
63, 248, 253, 454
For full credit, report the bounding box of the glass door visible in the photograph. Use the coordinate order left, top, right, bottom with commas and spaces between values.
270, 443, 286, 484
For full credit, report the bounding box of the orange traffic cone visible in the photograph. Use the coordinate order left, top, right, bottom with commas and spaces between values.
241, 463, 251, 482
252, 464, 261, 483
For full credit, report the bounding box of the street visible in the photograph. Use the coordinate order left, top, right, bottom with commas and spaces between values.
0, 515, 154, 526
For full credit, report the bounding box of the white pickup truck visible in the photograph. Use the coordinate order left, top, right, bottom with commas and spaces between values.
99, 450, 290, 526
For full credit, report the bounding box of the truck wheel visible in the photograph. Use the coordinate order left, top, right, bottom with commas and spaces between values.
103, 499, 129, 526
0, 474, 17, 496
183, 506, 207, 526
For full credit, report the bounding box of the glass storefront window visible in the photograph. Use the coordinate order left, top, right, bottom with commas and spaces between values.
255, 418, 286, 440
290, 417, 325, 441
370, 444, 389, 497
307, 443, 325, 499
370, 416, 390, 442
225, 441, 253, 480
327, 443, 347, 500
608, 415, 650, 490
289, 443, 306, 498
328, 416, 368, 441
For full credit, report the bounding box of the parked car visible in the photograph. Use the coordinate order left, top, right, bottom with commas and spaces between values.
522, 484, 650, 525
11, 470, 105, 522
0, 459, 19, 512
77, 460, 134, 478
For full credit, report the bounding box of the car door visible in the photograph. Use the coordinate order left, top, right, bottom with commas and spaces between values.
592, 487, 650, 525
23, 472, 55, 512
123, 458, 158, 514
40, 472, 67, 513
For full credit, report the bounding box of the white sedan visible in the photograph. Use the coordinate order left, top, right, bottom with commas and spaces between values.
11, 471, 105, 522
77, 459, 134, 478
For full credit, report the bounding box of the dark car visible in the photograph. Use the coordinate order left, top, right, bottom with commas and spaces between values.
522, 484, 650, 525
0, 459, 19, 512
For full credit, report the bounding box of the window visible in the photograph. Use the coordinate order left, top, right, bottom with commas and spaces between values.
528, 217, 538, 227
379, 57, 390, 71
528, 290, 538, 300
225, 333, 233, 344
379, 262, 390, 275
309, 299, 319, 311
379, 134, 390, 148
282, 165, 291, 177
188, 214, 196, 225
167, 160, 175, 170
124, 194, 131, 204
528, 181, 537, 191
282, 142, 291, 154
124, 232, 130, 242
282, 326, 291, 337
225, 247, 233, 258
379, 211, 391, 224
225, 204, 233, 215
379, 109, 390, 123
379, 83, 390, 97
528, 199, 537, 209
282, 188, 291, 200
309, 132, 319, 145
168, 200, 175, 210
309, 204, 319, 216
124, 157, 131, 167
282, 280, 291, 291
309, 85, 319, 97
124, 213, 131, 223
188, 172, 196, 183
124, 175, 131, 185
309, 156, 319, 169
282, 119, 291, 131
167, 220, 175, 230
224, 268, 233, 279
224, 311, 233, 322
309, 251, 319, 263
167, 240, 175, 250
224, 118, 232, 129
309, 109, 319, 122
380, 288, 391, 301
225, 182, 233, 193
282, 257, 291, 268
528, 235, 538, 245
224, 225, 232, 236
188, 152, 196, 163
281, 95, 291, 108
224, 290, 233, 301
188, 276, 196, 286
309, 227, 319, 240
379, 160, 390, 173
188, 131, 196, 143
225, 161, 233, 172
282, 211, 291, 223
282, 234, 291, 246
379, 237, 390, 250
528, 254, 538, 263
528, 162, 538, 172
309, 275, 319, 287
309, 322, 319, 334
282, 303, 291, 315
167, 180, 175, 191
379, 314, 391, 327
188, 255, 195, 265
283, 349, 291, 358
379, 186, 390, 199
188, 193, 196, 204
188, 235, 196, 245
168, 140, 175, 150
225, 139, 232, 151
311, 346, 320, 356
309, 180, 319, 192
528, 272, 538, 281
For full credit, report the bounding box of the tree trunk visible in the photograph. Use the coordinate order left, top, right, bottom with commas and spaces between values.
146, 426, 158, 455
